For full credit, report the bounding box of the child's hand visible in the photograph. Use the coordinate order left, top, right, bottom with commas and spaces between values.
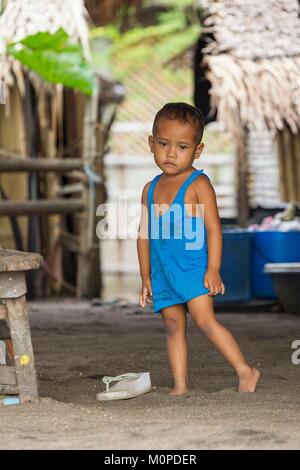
139, 277, 153, 307
204, 269, 225, 297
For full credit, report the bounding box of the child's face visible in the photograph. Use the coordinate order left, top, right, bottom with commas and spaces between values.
148, 117, 204, 174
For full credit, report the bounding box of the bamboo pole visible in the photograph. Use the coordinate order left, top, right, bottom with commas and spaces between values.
0, 158, 84, 172
0, 199, 84, 216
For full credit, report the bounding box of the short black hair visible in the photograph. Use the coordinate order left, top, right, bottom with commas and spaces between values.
152, 102, 205, 145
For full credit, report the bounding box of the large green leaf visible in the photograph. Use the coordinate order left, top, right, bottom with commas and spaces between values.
6, 29, 97, 95
18, 27, 69, 51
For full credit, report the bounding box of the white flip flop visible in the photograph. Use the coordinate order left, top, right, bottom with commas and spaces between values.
96, 372, 152, 401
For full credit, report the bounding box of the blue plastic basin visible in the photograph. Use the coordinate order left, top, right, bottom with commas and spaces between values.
216, 228, 251, 303
251, 231, 300, 298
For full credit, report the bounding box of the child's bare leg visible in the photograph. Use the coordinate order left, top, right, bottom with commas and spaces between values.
161, 304, 189, 396
187, 295, 260, 392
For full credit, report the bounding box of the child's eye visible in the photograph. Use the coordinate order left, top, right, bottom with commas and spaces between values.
158, 141, 167, 146
179, 145, 188, 150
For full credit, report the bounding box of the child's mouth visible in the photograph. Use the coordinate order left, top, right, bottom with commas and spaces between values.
165, 162, 176, 167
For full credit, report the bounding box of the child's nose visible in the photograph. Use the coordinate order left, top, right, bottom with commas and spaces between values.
167, 146, 177, 158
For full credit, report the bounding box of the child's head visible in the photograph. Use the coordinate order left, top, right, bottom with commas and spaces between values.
149, 102, 205, 173
152, 103, 205, 145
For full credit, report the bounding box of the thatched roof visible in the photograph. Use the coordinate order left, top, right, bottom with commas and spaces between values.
200, 0, 300, 135
0, 0, 91, 92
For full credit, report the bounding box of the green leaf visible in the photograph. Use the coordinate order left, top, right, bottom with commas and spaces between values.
6, 29, 97, 95
18, 27, 69, 51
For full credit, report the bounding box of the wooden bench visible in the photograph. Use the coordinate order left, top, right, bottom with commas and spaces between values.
0, 249, 43, 404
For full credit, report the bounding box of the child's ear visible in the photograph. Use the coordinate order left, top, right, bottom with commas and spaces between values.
148, 135, 154, 153
194, 142, 204, 160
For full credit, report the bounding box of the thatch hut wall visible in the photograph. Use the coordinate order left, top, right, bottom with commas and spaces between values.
195, 0, 300, 223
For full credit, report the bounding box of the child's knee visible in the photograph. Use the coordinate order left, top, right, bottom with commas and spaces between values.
163, 316, 184, 336
195, 316, 216, 335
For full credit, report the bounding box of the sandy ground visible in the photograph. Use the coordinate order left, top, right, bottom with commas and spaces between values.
0, 299, 300, 450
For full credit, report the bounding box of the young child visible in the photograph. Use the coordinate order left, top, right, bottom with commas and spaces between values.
137, 102, 260, 396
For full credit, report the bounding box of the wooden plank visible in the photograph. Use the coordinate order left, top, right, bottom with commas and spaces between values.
6, 295, 39, 404
0, 271, 26, 298
0, 249, 43, 272
0, 303, 7, 320
0, 384, 18, 394
0, 365, 17, 385
0, 199, 84, 216
0, 158, 84, 172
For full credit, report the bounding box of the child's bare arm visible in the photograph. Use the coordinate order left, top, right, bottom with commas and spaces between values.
196, 175, 225, 296
137, 182, 153, 306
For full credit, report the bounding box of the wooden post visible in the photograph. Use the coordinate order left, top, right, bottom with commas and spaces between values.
38, 90, 62, 295
236, 129, 249, 227
6, 295, 38, 404
282, 128, 298, 202
276, 128, 300, 202
275, 130, 289, 201
0, 249, 43, 403
76, 81, 102, 297
22, 73, 42, 298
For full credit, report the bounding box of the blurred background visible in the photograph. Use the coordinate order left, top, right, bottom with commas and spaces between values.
0, 0, 300, 312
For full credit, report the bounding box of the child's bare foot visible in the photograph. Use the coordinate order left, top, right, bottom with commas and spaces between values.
169, 385, 189, 396
238, 367, 260, 392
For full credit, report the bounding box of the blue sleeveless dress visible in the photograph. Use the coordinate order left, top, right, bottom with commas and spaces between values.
147, 169, 210, 314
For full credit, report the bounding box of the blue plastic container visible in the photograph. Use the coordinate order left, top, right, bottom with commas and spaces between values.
251, 231, 300, 299
1, 397, 20, 406
215, 228, 251, 303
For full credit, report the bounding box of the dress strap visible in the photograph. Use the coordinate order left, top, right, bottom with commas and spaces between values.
147, 169, 210, 208
176, 169, 205, 203
147, 174, 163, 239
147, 174, 161, 209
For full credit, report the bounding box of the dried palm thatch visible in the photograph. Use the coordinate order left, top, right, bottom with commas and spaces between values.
0, 0, 91, 96
200, 0, 300, 136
